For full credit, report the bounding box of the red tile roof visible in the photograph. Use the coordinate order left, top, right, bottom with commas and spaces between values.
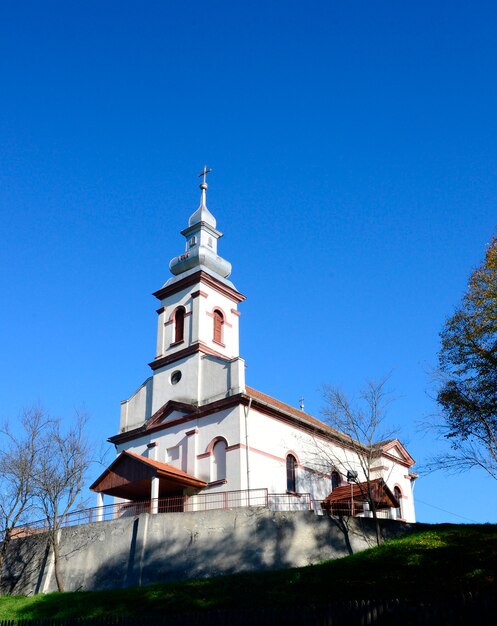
323, 478, 399, 509
124, 451, 205, 482
90, 450, 207, 492
245, 387, 415, 467
245, 385, 352, 443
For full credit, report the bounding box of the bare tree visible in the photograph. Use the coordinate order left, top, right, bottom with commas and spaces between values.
318, 377, 396, 546
33, 411, 92, 592
0, 407, 49, 581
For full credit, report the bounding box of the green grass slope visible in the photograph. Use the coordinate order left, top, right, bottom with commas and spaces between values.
1, 524, 495, 620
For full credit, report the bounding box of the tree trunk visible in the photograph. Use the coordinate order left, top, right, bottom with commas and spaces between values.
334, 516, 354, 555
0, 529, 11, 586
52, 531, 64, 592
370, 500, 382, 546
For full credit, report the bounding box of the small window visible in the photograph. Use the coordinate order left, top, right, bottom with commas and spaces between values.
331, 471, 340, 490
174, 307, 185, 343
286, 455, 297, 493
170, 370, 182, 385
188, 236, 197, 248
213, 309, 224, 344
212, 440, 227, 482
394, 486, 403, 519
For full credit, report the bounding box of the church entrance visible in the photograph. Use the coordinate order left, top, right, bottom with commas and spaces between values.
90, 450, 207, 513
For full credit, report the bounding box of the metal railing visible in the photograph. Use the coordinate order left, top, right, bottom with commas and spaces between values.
13, 488, 316, 535
268, 492, 312, 511
12, 490, 400, 537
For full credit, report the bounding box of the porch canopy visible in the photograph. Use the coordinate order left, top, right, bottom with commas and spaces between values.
322, 478, 399, 515
90, 450, 207, 501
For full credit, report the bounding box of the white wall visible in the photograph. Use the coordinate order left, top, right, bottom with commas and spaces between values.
115, 400, 415, 522
115, 405, 244, 488
242, 407, 416, 522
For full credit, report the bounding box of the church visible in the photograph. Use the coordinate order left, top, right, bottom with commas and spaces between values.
90, 171, 417, 523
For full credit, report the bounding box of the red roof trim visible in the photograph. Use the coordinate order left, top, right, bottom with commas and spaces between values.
109, 387, 414, 469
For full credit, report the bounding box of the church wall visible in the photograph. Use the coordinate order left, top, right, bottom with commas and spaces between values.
194, 407, 244, 485
151, 354, 201, 414
195, 282, 240, 358
114, 405, 244, 487
156, 285, 195, 359
244, 408, 416, 521
120, 346, 245, 436
119, 377, 153, 432
155, 281, 240, 363
375, 455, 416, 522
1, 508, 415, 595
199, 355, 246, 404
246, 408, 360, 496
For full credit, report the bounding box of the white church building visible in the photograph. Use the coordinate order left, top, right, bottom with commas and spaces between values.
91, 173, 417, 523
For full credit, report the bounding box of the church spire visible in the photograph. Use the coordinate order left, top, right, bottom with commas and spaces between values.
168, 168, 232, 281
188, 166, 216, 228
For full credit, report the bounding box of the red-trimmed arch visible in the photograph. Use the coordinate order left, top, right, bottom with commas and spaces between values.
169, 305, 186, 344
208, 437, 228, 482
213, 308, 224, 344
206, 436, 229, 455
393, 484, 404, 519
286, 452, 299, 493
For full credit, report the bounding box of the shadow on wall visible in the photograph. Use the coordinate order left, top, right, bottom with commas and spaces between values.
1, 508, 414, 597
85, 510, 410, 592
91, 508, 303, 591
1, 533, 44, 595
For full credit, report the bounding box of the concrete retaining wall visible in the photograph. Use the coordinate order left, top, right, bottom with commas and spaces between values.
0, 508, 412, 595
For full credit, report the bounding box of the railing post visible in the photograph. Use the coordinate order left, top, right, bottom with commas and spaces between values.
96, 493, 104, 522
151, 477, 159, 514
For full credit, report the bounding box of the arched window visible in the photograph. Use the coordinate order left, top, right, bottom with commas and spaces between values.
174, 307, 185, 344
212, 439, 227, 482
286, 454, 297, 493
394, 486, 403, 519
331, 471, 341, 490
213, 309, 224, 344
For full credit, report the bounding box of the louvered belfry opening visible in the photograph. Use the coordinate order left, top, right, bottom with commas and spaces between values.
213, 309, 224, 343
174, 307, 185, 343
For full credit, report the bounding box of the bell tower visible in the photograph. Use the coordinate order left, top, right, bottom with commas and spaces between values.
148, 169, 246, 414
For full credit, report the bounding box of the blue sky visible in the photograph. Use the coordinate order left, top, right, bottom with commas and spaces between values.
1, 1, 496, 523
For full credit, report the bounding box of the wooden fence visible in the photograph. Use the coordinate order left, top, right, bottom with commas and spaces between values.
0, 591, 495, 625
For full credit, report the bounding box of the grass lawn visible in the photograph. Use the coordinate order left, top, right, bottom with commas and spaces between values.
0, 524, 495, 620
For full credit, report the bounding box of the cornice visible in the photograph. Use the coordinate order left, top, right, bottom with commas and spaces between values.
149, 341, 231, 371
109, 393, 243, 445
109, 389, 412, 471
152, 270, 246, 304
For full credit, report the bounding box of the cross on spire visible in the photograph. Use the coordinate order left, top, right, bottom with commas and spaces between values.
198, 166, 212, 186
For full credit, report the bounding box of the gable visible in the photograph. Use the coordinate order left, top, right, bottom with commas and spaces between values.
145, 400, 196, 429
90, 450, 207, 499
379, 439, 415, 467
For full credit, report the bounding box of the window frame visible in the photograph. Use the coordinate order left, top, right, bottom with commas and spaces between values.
213, 308, 224, 345
331, 470, 341, 490
173, 306, 186, 344
394, 486, 403, 519
286, 454, 297, 493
